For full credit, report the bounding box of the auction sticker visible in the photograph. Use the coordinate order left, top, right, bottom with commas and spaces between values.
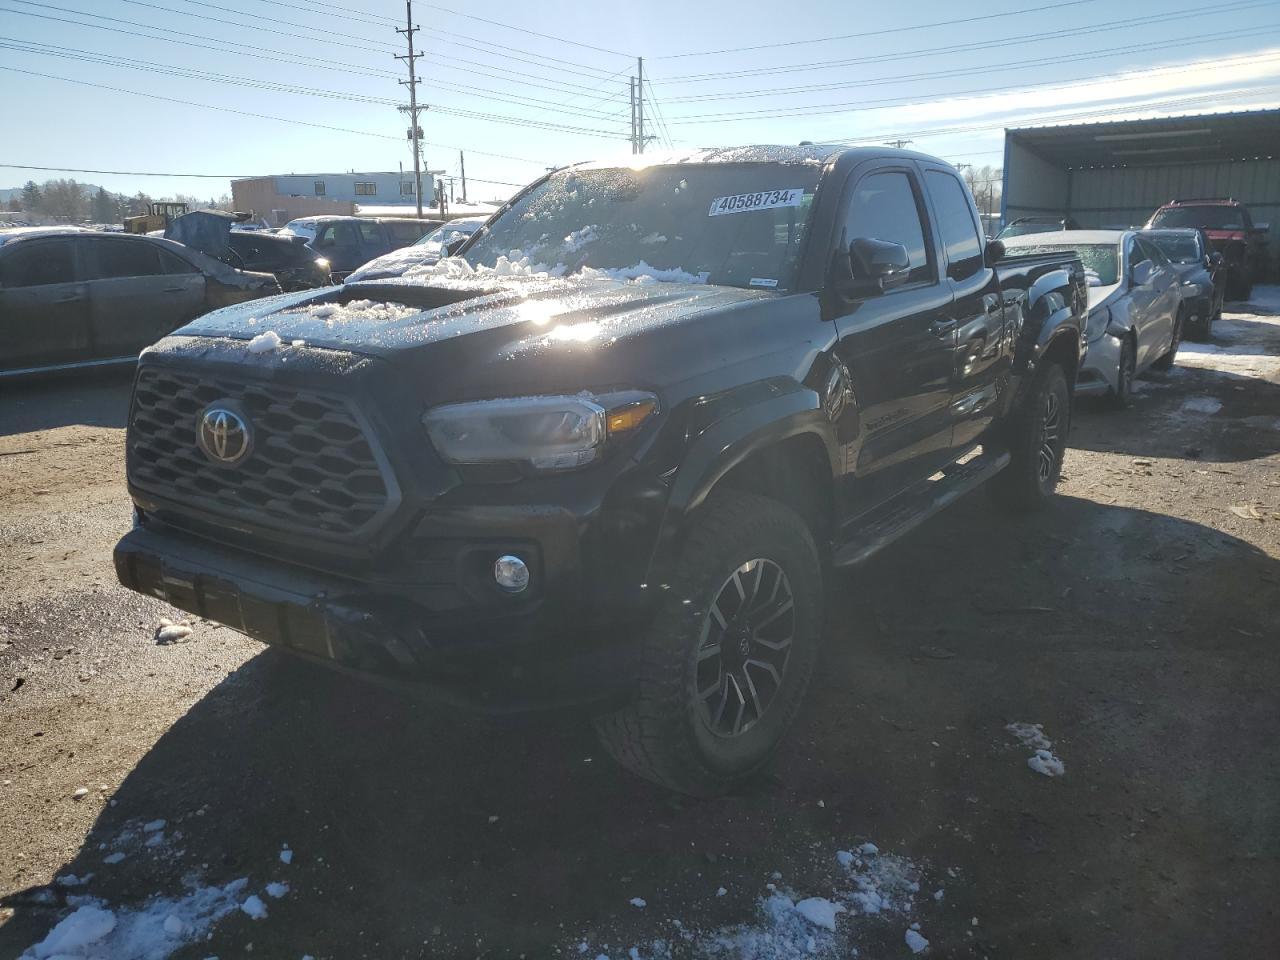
708, 188, 805, 217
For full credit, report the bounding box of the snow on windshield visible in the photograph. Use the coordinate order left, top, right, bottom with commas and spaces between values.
460, 164, 824, 291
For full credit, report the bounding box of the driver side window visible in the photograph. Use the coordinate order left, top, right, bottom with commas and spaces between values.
840, 170, 934, 286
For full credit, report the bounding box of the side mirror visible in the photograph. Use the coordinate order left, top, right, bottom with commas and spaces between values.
848, 237, 911, 295
1209, 252, 1224, 268
984, 239, 1005, 265
1131, 260, 1156, 286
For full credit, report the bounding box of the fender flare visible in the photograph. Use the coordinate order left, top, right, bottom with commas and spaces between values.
642, 383, 838, 590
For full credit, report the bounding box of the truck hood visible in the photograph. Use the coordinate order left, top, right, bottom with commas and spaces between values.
172, 275, 792, 402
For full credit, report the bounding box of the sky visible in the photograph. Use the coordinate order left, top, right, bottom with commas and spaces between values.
2, 0, 1280, 202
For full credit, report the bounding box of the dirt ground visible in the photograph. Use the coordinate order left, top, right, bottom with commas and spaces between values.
1, 299, 1278, 960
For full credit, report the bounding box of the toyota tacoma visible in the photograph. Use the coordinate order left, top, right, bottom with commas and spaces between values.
114, 146, 1087, 795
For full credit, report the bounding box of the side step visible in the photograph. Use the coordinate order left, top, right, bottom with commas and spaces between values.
831, 449, 1011, 568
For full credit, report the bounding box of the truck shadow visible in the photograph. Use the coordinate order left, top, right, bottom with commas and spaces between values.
0, 373, 133, 435
3, 496, 1278, 959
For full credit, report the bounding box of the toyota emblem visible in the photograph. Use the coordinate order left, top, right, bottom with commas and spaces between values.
196, 403, 253, 465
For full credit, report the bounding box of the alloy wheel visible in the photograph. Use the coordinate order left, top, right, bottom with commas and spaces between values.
695, 558, 795, 738
1037, 389, 1061, 484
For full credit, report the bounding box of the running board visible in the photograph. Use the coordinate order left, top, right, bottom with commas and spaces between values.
831, 449, 1011, 568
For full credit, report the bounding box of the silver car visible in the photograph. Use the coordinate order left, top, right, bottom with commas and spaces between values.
1002, 230, 1183, 407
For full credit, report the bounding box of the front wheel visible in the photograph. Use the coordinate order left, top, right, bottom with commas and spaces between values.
991, 362, 1070, 512
1105, 336, 1136, 409
594, 491, 823, 796
1151, 308, 1183, 371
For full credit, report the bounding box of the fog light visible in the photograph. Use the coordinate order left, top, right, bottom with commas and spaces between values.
494, 555, 530, 593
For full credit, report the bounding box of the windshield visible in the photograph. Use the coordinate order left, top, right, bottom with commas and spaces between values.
1147, 233, 1201, 263
1009, 242, 1119, 286
1150, 206, 1245, 230
999, 220, 1062, 238
461, 163, 825, 290
415, 219, 482, 249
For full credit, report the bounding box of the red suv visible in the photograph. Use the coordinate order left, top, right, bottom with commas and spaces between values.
1145, 199, 1269, 301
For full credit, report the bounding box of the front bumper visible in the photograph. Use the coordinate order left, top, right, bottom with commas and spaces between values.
114, 520, 640, 712
1074, 332, 1122, 397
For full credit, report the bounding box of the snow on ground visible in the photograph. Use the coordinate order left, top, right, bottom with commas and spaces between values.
21, 818, 289, 960
1180, 396, 1224, 415
570, 842, 925, 959
1007, 722, 1066, 777
19, 876, 272, 960
1175, 296, 1280, 381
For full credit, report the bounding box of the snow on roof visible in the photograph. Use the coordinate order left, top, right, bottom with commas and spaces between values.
0, 225, 93, 246
355, 201, 500, 219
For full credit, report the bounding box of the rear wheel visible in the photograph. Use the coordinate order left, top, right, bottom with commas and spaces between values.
992, 362, 1070, 512
594, 491, 823, 796
1151, 308, 1183, 371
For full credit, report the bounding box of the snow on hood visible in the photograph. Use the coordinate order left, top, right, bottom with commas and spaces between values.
174, 266, 766, 357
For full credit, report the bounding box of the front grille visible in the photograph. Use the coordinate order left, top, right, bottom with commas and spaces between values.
128, 366, 393, 539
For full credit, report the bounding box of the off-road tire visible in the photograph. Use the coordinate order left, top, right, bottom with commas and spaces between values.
593, 491, 823, 797
1151, 308, 1183, 371
1105, 336, 1136, 409
991, 362, 1070, 512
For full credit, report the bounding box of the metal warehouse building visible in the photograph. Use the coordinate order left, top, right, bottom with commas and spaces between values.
1001, 108, 1280, 233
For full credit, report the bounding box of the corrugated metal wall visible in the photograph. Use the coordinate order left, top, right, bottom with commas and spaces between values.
1067, 160, 1280, 228
1002, 138, 1070, 224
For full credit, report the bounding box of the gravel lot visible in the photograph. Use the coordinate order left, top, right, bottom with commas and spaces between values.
1, 296, 1277, 959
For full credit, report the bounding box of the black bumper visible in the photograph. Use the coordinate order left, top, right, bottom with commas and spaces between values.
114, 523, 637, 713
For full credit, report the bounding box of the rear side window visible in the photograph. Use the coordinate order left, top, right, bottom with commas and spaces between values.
925, 171, 984, 280
0, 239, 75, 287
159, 248, 199, 275
85, 239, 164, 280
841, 170, 933, 286
358, 222, 383, 244
387, 222, 423, 243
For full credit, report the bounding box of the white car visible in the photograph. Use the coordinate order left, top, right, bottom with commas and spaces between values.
345, 216, 487, 283
1002, 230, 1184, 407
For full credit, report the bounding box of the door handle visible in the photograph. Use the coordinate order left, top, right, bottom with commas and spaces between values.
162, 287, 186, 293
930, 318, 958, 337
55, 293, 82, 303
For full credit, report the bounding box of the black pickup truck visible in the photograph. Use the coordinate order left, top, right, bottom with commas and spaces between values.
114, 146, 1087, 795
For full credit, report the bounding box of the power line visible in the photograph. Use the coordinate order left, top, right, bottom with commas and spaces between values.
0, 3, 400, 78
661, 48, 1280, 124
0, 38, 398, 105
116, 0, 399, 55
659, 25, 1279, 103
0, 35, 634, 125
833, 85, 1280, 145
0, 63, 628, 140
0, 64, 402, 138
156, 0, 400, 53
0, 4, 634, 104
644, 78, 676, 149
654, 0, 1278, 82
421, 2, 634, 59
652, 0, 1106, 58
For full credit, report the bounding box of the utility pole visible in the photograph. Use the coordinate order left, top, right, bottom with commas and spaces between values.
458, 150, 467, 203
395, 0, 425, 219
636, 57, 645, 154
629, 77, 637, 154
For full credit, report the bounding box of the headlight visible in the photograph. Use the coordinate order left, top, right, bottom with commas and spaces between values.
314, 257, 330, 270
1085, 305, 1111, 343
424, 393, 658, 472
